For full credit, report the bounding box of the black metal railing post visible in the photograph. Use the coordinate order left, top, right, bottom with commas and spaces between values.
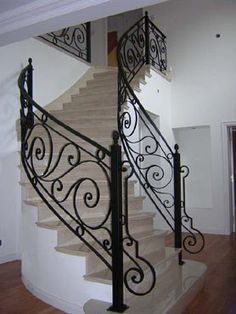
27, 58, 33, 98
144, 11, 150, 65
26, 58, 34, 128
108, 131, 128, 313
86, 22, 91, 63
173, 144, 184, 265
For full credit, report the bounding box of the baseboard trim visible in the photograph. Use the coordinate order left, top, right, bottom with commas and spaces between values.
0, 253, 21, 264
22, 275, 84, 314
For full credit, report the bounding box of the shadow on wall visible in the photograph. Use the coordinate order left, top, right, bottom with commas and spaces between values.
0, 72, 19, 156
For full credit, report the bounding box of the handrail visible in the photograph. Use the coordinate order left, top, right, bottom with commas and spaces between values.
117, 12, 205, 265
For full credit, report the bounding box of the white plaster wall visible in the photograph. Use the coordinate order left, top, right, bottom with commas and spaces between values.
146, 0, 236, 234
21, 200, 111, 314
174, 127, 213, 232
0, 38, 89, 263
91, 18, 107, 66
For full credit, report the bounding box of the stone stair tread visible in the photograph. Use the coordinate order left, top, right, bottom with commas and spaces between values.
25, 193, 144, 204
49, 115, 116, 123
36, 211, 155, 230
55, 229, 167, 256
72, 89, 117, 98
51, 106, 116, 115
84, 247, 179, 285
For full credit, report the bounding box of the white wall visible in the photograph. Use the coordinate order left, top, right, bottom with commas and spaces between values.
21, 200, 111, 314
91, 18, 107, 66
174, 126, 213, 231
0, 38, 89, 263
146, 0, 236, 234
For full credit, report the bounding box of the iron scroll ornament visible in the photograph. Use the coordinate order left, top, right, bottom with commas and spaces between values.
122, 161, 156, 296
38, 22, 91, 63
19, 59, 112, 270
117, 12, 205, 255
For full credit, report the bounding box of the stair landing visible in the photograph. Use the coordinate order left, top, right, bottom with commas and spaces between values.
83, 260, 206, 314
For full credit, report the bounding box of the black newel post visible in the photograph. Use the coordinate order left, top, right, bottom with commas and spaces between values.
144, 11, 150, 65
27, 58, 33, 98
86, 22, 91, 63
108, 131, 128, 312
173, 144, 184, 265
26, 58, 34, 128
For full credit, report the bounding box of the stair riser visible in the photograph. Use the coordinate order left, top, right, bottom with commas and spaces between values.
52, 117, 116, 128
79, 86, 117, 96
21, 165, 110, 183
93, 72, 118, 80
63, 101, 117, 111
31, 118, 116, 131
56, 215, 154, 247
51, 108, 116, 120
125, 259, 180, 300
35, 196, 143, 222
86, 234, 166, 276
71, 93, 117, 105
86, 79, 117, 89
23, 179, 135, 200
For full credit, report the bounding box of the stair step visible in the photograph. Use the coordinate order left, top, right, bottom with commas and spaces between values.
55, 229, 167, 259
37, 210, 154, 228
63, 98, 117, 111
84, 247, 179, 285
78, 86, 118, 97
50, 106, 116, 119
21, 162, 111, 182
27, 196, 144, 220
45, 115, 117, 127
79, 84, 118, 96
83, 260, 207, 314
86, 78, 117, 89
93, 71, 118, 80
70, 92, 117, 106
19, 120, 116, 140
22, 179, 136, 205
36, 212, 156, 241
33, 117, 116, 130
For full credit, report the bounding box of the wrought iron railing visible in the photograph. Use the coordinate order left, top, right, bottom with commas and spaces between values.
117, 10, 205, 280
19, 58, 157, 312
38, 22, 91, 63
19, 58, 113, 270
18, 11, 205, 312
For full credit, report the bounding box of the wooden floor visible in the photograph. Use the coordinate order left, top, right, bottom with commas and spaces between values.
183, 233, 236, 314
0, 234, 235, 313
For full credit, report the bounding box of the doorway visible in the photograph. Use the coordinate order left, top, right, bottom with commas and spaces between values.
107, 9, 143, 66
228, 126, 236, 232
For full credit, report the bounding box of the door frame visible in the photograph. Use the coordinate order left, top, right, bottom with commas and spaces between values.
222, 121, 236, 233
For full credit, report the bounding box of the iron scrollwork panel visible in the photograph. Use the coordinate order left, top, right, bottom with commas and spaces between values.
19, 65, 112, 269
180, 166, 205, 254
38, 22, 91, 63
117, 11, 205, 266
122, 162, 156, 296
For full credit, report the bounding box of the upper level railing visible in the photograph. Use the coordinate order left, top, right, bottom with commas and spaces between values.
117, 12, 205, 265
38, 22, 91, 63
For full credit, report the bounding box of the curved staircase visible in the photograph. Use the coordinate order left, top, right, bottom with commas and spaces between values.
18, 12, 206, 314
19, 65, 206, 313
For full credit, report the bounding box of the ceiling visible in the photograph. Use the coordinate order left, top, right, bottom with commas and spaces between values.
0, 0, 39, 13
0, 0, 168, 47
